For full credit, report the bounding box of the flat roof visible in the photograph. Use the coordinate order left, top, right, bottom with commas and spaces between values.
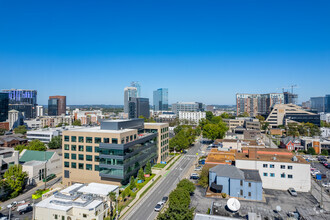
236, 151, 309, 164
144, 122, 168, 126
23, 160, 45, 166
63, 126, 135, 134
78, 183, 118, 196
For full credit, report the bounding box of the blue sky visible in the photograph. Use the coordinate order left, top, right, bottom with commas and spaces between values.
0, 0, 329, 105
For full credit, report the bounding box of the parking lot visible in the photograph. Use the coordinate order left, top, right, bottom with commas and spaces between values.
311, 160, 330, 185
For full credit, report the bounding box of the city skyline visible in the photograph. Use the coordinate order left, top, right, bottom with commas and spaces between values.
1, 1, 330, 105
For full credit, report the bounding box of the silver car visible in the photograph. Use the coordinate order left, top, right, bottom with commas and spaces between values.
154, 202, 164, 212
288, 188, 297, 196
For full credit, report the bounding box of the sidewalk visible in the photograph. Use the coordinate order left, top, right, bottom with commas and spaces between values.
120, 155, 183, 219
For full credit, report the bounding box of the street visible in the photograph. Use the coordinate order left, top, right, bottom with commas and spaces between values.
123, 138, 202, 220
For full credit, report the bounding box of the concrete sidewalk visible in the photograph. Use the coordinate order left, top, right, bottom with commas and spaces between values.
120, 155, 183, 219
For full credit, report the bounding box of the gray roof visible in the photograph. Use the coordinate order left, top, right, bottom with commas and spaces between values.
241, 169, 262, 182
209, 164, 244, 180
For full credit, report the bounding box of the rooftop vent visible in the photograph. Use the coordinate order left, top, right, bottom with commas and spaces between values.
292, 156, 298, 162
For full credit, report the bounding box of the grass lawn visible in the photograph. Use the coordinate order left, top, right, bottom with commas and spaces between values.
32, 189, 49, 199
153, 163, 167, 169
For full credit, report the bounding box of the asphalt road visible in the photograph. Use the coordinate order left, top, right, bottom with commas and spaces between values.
124, 138, 202, 220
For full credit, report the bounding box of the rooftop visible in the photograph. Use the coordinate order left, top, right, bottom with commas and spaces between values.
77, 183, 119, 196
209, 164, 244, 180
23, 160, 45, 166
63, 126, 135, 134
19, 150, 54, 163
241, 169, 262, 182
205, 149, 236, 165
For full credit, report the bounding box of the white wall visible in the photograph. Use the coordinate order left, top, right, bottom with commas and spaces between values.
236, 159, 311, 192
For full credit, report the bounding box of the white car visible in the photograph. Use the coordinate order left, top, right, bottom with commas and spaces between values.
154, 202, 164, 212
322, 182, 330, 188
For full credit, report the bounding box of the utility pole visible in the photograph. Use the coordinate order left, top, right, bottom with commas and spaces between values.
44, 151, 47, 189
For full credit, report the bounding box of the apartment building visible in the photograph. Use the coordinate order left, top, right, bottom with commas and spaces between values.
178, 111, 206, 125
35, 182, 118, 220
62, 119, 169, 186
265, 104, 320, 128
172, 102, 204, 115
223, 118, 260, 132
40, 115, 73, 128
235, 148, 310, 192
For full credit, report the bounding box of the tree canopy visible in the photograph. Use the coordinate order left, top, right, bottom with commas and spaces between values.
145, 161, 152, 175
14, 125, 27, 135
48, 136, 62, 149
138, 168, 145, 181
177, 179, 195, 195
3, 164, 28, 198
72, 119, 81, 126
286, 122, 320, 137
14, 139, 47, 153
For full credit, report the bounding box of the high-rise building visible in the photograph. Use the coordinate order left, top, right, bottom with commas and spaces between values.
153, 88, 168, 111
130, 81, 141, 97
283, 92, 298, 104
62, 119, 169, 185
1, 89, 37, 119
128, 97, 150, 119
172, 102, 204, 115
0, 93, 9, 122
326, 95, 330, 113
124, 87, 138, 113
36, 105, 44, 117
236, 93, 284, 117
48, 96, 66, 116
8, 109, 24, 130
310, 94, 330, 113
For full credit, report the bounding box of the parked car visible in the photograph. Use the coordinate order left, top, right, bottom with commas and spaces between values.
288, 188, 297, 196
194, 166, 202, 171
323, 163, 328, 167
321, 182, 330, 188
190, 173, 199, 180
154, 202, 164, 212
18, 206, 32, 215
161, 196, 168, 203
326, 164, 330, 169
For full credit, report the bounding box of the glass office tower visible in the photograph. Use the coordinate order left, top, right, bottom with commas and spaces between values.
153, 88, 168, 111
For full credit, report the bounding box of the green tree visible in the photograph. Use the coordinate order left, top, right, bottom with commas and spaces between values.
177, 179, 195, 195
202, 122, 228, 141
262, 122, 270, 131
0, 128, 7, 135
72, 119, 81, 126
321, 149, 329, 156
157, 205, 195, 220
307, 147, 316, 155
169, 131, 189, 152
205, 111, 214, 121
29, 139, 47, 151
14, 125, 27, 135
145, 161, 152, 175
108, 191, 117, 214
129, 176, 136, 190
14, 144, 27, 153
3, 165, 28, 198
138, 168, 145, 181
198, 167, 209, 188
237, 112, 250, 117
48, 136, 62, 149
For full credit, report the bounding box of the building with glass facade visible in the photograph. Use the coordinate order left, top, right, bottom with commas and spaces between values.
124, 87, 137, 113
310, 94, 330, 113
172, 102, 204, 115
1, 89, 37, 119
153, 88, 168, 111
128, 97, 150, 119
0, 93, 9, 122
48, 96, 66, 116
62, 119, 169, 186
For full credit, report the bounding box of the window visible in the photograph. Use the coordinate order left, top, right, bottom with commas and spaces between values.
86, 137, 93, 143
240, 190, 243, 196
104, 138, 109, 143
64, 144, 69, 150
55, 214, 58, 219
86, 164, 92, 170
95, 155, 99, 162
270, 173, 275, 177
79, 154, 84, 160
64, 153, 69, 159
112, 138, 118, 144
95, 147, 99, 153
280, 165, 286, 169
64, 136, 69, 142
79, 145, 84, 151
71, 136, 77, 142
79, 163, 84, 169
71, 154, 77, 160
95, 137, 101, 143
130, 135, 133, 141
134, 134, 136, 140
71, 145, 76, 151
270, 164, 275, 168
240, 180, 243, 186
86, 146, 93, 152
83, 214, 87, 218
64, 170, 69, 178
79, 136, 84, 143
71, 162, 76, 168
95, 165, 99, 171
121, 138, 124, 143
263, 173, 268, 177
248, 192, 251, 197
64, 162, 69, 168
281, 173, 285, 178
86, 155, 93, 161
288, 174, 293, 179
248, 182, 251, 187
263, 164, 268, 168
62, 216, 65, 220
288, 166, 293, 169
126, 137, 129, 143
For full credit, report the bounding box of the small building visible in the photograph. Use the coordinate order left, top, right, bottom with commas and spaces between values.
0, 134, 28, 148
35, 182, 118, 220
20, 149, 62, 185
205, 149, 235, 165
209, 164, 262, 201
280, 136, 302, 151
0, 147, 19, 174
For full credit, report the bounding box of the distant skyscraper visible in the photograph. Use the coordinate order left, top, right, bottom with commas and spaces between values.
310, 94, 330, 113
153, 88, 168, 111
128, 97, 150, 119
124, 87, 138, 113
36, 105, 44, 117
236, 93, 284, 117
130, 81, 141, 97
1, 89, 37, 119
0, 93, 9, 122
48, 96, 66, 116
